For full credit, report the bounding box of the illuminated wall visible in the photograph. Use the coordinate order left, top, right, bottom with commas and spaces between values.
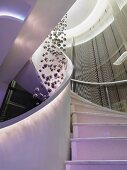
0, 86, 71, 170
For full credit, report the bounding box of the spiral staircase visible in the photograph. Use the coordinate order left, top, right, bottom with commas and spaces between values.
1, 1, 127, 170
66, 91, 127, 170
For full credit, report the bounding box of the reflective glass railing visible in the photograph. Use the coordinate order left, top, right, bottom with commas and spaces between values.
71, 79, 127, 112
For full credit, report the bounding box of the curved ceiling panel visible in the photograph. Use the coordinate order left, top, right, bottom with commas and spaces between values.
0, 18, 22, 65
67, 0, 97, 29
24, 0, 37, 6
0, 0, 34, 66
74, 11, 114, 46
66, 0, 108, 39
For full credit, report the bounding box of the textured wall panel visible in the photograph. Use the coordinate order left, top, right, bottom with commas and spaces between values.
66, 22, 127, 111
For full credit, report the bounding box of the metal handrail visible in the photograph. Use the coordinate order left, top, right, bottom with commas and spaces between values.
71, 78, 127, 86
71, 78, 127, 109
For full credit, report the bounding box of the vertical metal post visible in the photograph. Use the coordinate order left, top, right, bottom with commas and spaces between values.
71, 37, 76, 93
71, 80, 73, 91
105, 86, 111, 109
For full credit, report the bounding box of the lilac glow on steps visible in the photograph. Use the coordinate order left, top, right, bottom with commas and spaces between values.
73, 123, 127, 138
66, 160, 127, 170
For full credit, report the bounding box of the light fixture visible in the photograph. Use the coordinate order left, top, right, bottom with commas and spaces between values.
0, 11, 25, 21
113, 51, 127, 65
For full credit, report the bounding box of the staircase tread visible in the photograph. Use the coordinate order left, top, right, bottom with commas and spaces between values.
71, 100, 127, 114
73, 123, 127, 126
71, 91, 127, 115
66, 160, 127, 165
71, 102, 94, 107
71, 137, 127, 141
72, 111, 127, 118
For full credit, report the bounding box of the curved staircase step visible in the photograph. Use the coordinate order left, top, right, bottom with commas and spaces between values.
66, 160, 127, 170
68, 92, 127, 170
71, 137, 127, 160
73, 123, 127, 138
72, 112, 127, 124
71, 102, 127, 116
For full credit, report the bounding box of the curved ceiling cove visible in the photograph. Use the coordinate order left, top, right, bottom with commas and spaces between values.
67, 0, 97, 30
0, 0, 30, 21
66, 0, 109, 39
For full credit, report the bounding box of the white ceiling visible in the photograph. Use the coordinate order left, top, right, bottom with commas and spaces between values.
67, 0, 97, 30
66, 0, 110, 44
66, 0, 127, 46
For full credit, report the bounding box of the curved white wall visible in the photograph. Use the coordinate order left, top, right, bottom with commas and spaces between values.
0, 85, 70, 170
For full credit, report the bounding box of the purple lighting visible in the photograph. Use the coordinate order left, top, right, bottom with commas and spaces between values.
0, 11, 25, 21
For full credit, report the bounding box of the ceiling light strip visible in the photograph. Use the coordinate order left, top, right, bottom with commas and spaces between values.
0, 11, 25, 21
